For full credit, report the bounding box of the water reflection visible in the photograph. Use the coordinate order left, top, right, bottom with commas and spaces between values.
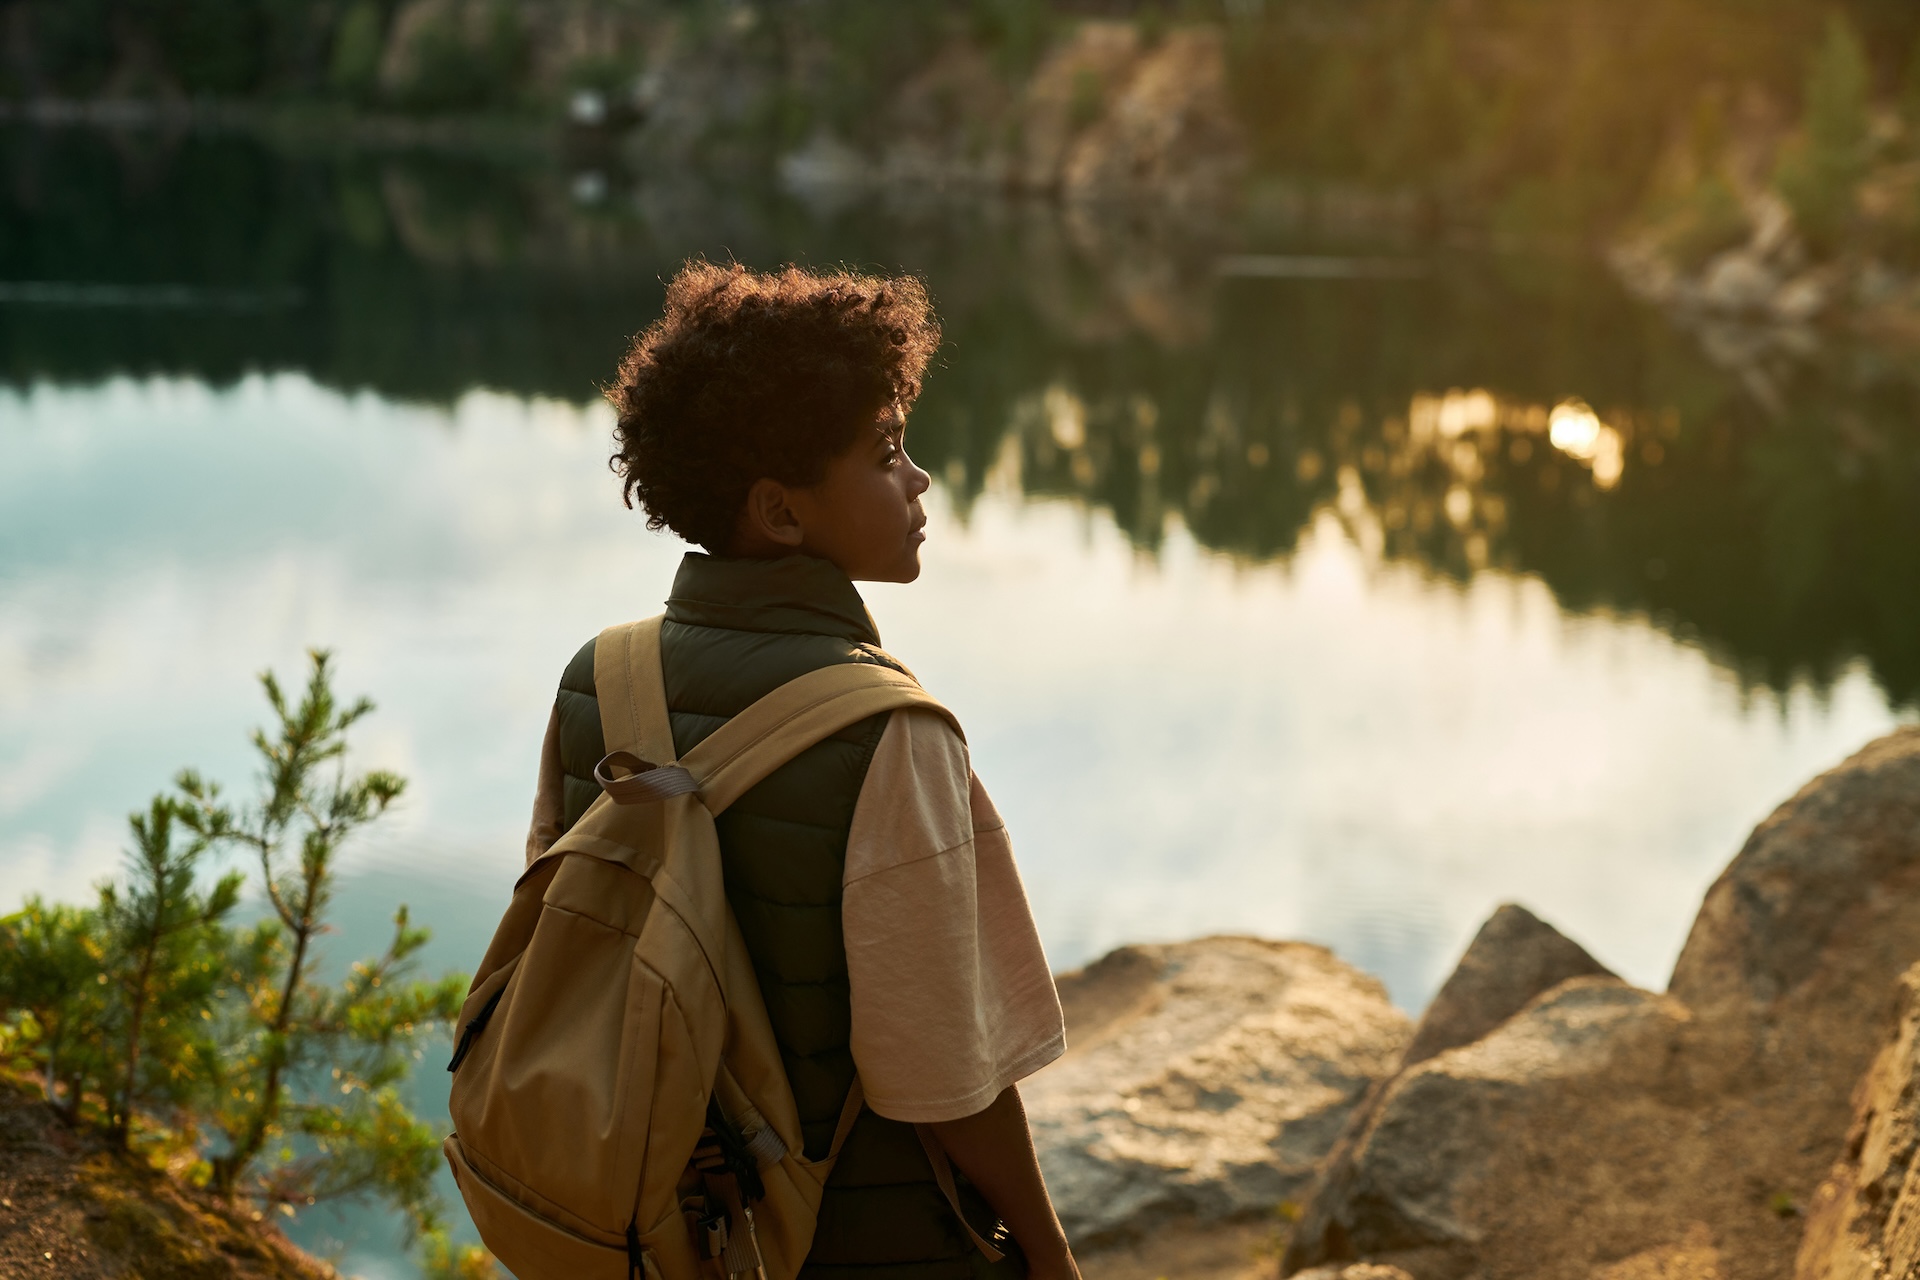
2, 124, 1916, 704
5, 116, 1914, 1267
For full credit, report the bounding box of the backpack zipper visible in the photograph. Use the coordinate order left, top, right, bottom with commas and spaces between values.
446, 986, 505, 1073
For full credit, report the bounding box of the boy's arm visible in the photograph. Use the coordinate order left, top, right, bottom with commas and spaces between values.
928, 1086, 1080, 1280
842, 709, 1074, 1273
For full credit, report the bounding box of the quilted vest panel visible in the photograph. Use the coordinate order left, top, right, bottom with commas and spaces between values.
552, 554, 1024, 1279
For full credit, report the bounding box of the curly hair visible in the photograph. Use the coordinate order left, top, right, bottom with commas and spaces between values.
607, 259, 942, 552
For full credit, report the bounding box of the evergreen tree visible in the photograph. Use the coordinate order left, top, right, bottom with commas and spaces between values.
175, 650, 466, 1234
1775, 14, 1871, 251
96, 796, 243, 1149
0, 898, 108, 1123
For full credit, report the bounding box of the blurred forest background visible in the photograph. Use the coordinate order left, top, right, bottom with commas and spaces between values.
3, 0, 1920, 710
3, 0, 1919, 708
8, 0, 1920, 269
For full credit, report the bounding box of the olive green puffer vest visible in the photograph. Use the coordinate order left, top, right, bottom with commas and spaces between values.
552, 553, 1025, 1280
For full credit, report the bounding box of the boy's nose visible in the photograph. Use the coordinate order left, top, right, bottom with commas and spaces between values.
904, 455, 932, 497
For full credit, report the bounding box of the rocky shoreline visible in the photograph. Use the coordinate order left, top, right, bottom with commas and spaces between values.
9, 728, 1914, 1278
1037, 726, 1920, 1280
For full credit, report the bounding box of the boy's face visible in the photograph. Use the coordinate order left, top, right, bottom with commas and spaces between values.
743, 407, 933, 582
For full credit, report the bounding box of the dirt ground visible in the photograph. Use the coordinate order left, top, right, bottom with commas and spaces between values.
0, 1073, 333, 1280
1078, 1219, 1280, 1280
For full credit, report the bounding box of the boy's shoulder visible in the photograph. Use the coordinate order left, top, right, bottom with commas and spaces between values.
556, 626, 913, 700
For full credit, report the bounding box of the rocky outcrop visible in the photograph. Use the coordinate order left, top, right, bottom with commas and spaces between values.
1611, 193, 1833, 326
1284, 727, 1920, 1280
1045, 26, 1245, 209
1024, 936, 1409, 1251
1282, 904, 1618, 1275
775, 22, 1245, 211
1401, 903, 1615, 1068
1287, 976, 1710, 1279
1796, 963, 1920, 1280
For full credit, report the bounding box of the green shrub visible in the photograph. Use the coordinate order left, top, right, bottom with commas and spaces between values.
968, 0, 1053, 79
1068, 67, 1104, 131
24, 0, 118, 95
141, 0, 267, 95
95, 797, 242, 1147
1774, 14, 1871, 252
0, 899, 107, 1123
1651, 173, 1751, 269
0, 650, 467, 1249
391, 1, 527, 113
329, 0, 388, 101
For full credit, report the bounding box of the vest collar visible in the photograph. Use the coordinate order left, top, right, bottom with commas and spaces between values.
664, 553, 882, 645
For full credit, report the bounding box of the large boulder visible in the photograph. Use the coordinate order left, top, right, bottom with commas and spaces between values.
1795, 964, 1920, 1280
1402, 903, 1615, 1068
1288, 977, 1708, 1280
1284, 903, 1617, 1274
1283, 727, 1920, 1280
1025, 936, 1409, 1250
1668, 727, 1920, 1087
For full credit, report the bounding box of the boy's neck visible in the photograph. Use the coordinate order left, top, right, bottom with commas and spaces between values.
669, 553, 880, 646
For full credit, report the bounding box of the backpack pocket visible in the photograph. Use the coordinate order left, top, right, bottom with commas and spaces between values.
449, 855, 674, 1240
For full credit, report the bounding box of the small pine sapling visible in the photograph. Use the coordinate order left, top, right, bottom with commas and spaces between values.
97, 795, 244, 1149
176, 649, 466, 1236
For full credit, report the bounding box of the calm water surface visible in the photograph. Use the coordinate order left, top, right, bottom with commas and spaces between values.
3, 128, 1917, 1275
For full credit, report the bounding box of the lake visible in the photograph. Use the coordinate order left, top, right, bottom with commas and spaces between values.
2, 125, 1917, 1275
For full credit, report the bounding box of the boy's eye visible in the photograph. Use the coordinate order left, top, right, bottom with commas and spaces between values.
879, 445, 900, 467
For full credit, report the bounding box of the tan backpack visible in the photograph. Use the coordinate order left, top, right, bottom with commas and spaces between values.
443, 616, 999, 1280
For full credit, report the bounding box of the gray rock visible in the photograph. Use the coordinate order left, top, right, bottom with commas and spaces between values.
1401, 903, 1614, 1068
1282, 902, 1614, 1273
1769, 272, 1832, 323
1285, 977, 1698, 1280
776, 132, 872, 195
1284, 728, 1920, 1280
1025, 936, 1409, 1250
1700, 250, 1781, 314
1796, 964, 1920, 1280
1669, 726, 1920, 1099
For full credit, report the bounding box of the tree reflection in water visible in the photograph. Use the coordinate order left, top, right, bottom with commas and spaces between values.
4, 125, 1915, 705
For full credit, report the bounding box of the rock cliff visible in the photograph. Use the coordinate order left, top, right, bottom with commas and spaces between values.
768, 21, 1245, 211
1796, 962, 1920, 1279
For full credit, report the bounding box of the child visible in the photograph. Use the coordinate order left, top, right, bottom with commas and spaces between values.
522, 261, 1080, 1280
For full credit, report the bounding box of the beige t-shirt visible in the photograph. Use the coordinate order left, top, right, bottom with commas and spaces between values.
525, 705, 1066, 1124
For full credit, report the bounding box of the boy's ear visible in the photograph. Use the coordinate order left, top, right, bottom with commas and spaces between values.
739, 477, 806, 550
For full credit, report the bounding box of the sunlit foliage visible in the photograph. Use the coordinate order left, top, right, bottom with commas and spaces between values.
0, 651, 485, 1272
1774, 16, 1872, 252
96, 797, 243, 1148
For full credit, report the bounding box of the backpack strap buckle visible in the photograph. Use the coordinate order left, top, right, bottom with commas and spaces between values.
595, 751, 700, 805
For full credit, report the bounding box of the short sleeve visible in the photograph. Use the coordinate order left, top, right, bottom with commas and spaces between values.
843, 708, 1067, 1123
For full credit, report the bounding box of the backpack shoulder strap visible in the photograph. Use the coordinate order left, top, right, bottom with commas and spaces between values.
590, 614, 958, 816
681, 660, 958, 815
592, 615, 676, 766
